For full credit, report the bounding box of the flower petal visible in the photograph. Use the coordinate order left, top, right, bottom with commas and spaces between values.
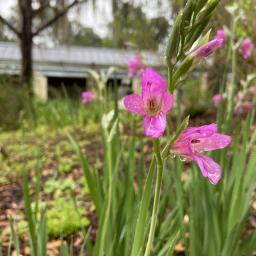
143, 112, 166, 138
193, 154, 221, 185
179, 123, 217, 141
82, 91, 95, 103
128, 55, 143, 77
213, 94, 221, 107
161, 92, 174, 113
192, 133, 232, 152
123, 94, 145, 115
171, 139, 193, 158
141, 68, 167, 104
240, 38, 254, 59
196, 38, 223, 57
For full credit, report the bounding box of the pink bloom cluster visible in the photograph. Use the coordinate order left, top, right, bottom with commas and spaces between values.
213, 94, 222, 107
216, 29, 226, 46
128, 54, 144, 77
196, 28, 226, 58
240, 38, 254, 59
249, 85, 256, 96
234, 91, 253, 115
213, 89, 254, 115
123, 68, 173, 138
171, 124, 232, 184
235, 101, 253, 115
82, 91, 96, 103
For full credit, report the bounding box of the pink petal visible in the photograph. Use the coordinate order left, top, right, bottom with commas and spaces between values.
235, 101, 253, 115
196, 38, 224, 57
191, 133, 232, 152
240, 38, 254, 59
82, 91, 95, 103
171, 140, 193, 158
143, 112, 166, 138
141, 68, 167, 104
249, 86, 256, 96
215, 29, 226, 46
128, 55, 143, 77
161, 92, 174, 113
180, 123, 217, 141
193, 154, 221, 185
123, 94, 145, 115
213, 94, 221, 107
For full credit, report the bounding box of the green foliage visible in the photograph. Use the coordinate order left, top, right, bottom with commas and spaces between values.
0, 77, 24, 130
47, 198, 89, 237
109, 3, 169, 50
0, 124, 98, 181
44, 179, 76, 195
71, 22, 102, 47
16, 198, 89, 239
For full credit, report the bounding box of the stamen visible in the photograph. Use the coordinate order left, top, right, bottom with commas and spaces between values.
146, 98, 159, 115
191, 139, 200, 144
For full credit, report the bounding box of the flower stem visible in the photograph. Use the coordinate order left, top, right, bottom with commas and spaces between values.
226, 14, 238, 132
144, 139, 163, 256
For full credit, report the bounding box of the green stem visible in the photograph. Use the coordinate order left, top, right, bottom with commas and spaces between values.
144, 139, 163, 256
98, 130, 113, 256
226, 15, 238, 132
168, 66, 174, 93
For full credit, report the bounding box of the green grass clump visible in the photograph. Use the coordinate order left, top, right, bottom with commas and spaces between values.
47, 198, 89, 237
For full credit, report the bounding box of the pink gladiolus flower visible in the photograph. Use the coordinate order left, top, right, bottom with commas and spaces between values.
213, 94, 222, 107
128, 54, 143, 77
123, 68, 173, 138
215, 28, 226, 46
82, 91, 95, 103
196, 38, 224, 57
235, 91, 243, 102
171, 124, 232, 184
235, 101, 253, 115
249, 86, 256, 96
240, 38, 254, 59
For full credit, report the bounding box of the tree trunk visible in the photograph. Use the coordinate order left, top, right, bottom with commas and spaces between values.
19, 0, 33, 86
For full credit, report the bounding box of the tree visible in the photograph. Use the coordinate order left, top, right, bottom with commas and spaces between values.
70, 22, 102, 46
109, 2, 169, 50
0, 0, 88, 85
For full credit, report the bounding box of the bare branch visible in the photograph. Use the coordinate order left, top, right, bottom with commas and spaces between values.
0, 15, 21, 37
32, 2, 51, 17
33, 0, 86, 37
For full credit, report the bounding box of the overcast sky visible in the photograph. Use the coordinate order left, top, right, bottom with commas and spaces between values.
0, 0, 171, 37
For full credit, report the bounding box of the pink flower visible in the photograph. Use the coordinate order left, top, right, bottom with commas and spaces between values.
195, 29, 226, 58
240, 38, 254, 59
235, 91, 243, 102
195, 38, 224, 58
123, 68, 173, 138
213, 94, 222, 107
216, 28, 227, 47
235, 101, 253, 115
249, 86, 256, 96
128, 54, 143, 77
171, 124, 232, 184
82, 91, 95, 103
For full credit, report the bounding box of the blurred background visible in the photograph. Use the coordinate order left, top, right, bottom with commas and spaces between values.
0, 0, 255, 131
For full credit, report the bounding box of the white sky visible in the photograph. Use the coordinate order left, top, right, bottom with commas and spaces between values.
0, 0, 171, 37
